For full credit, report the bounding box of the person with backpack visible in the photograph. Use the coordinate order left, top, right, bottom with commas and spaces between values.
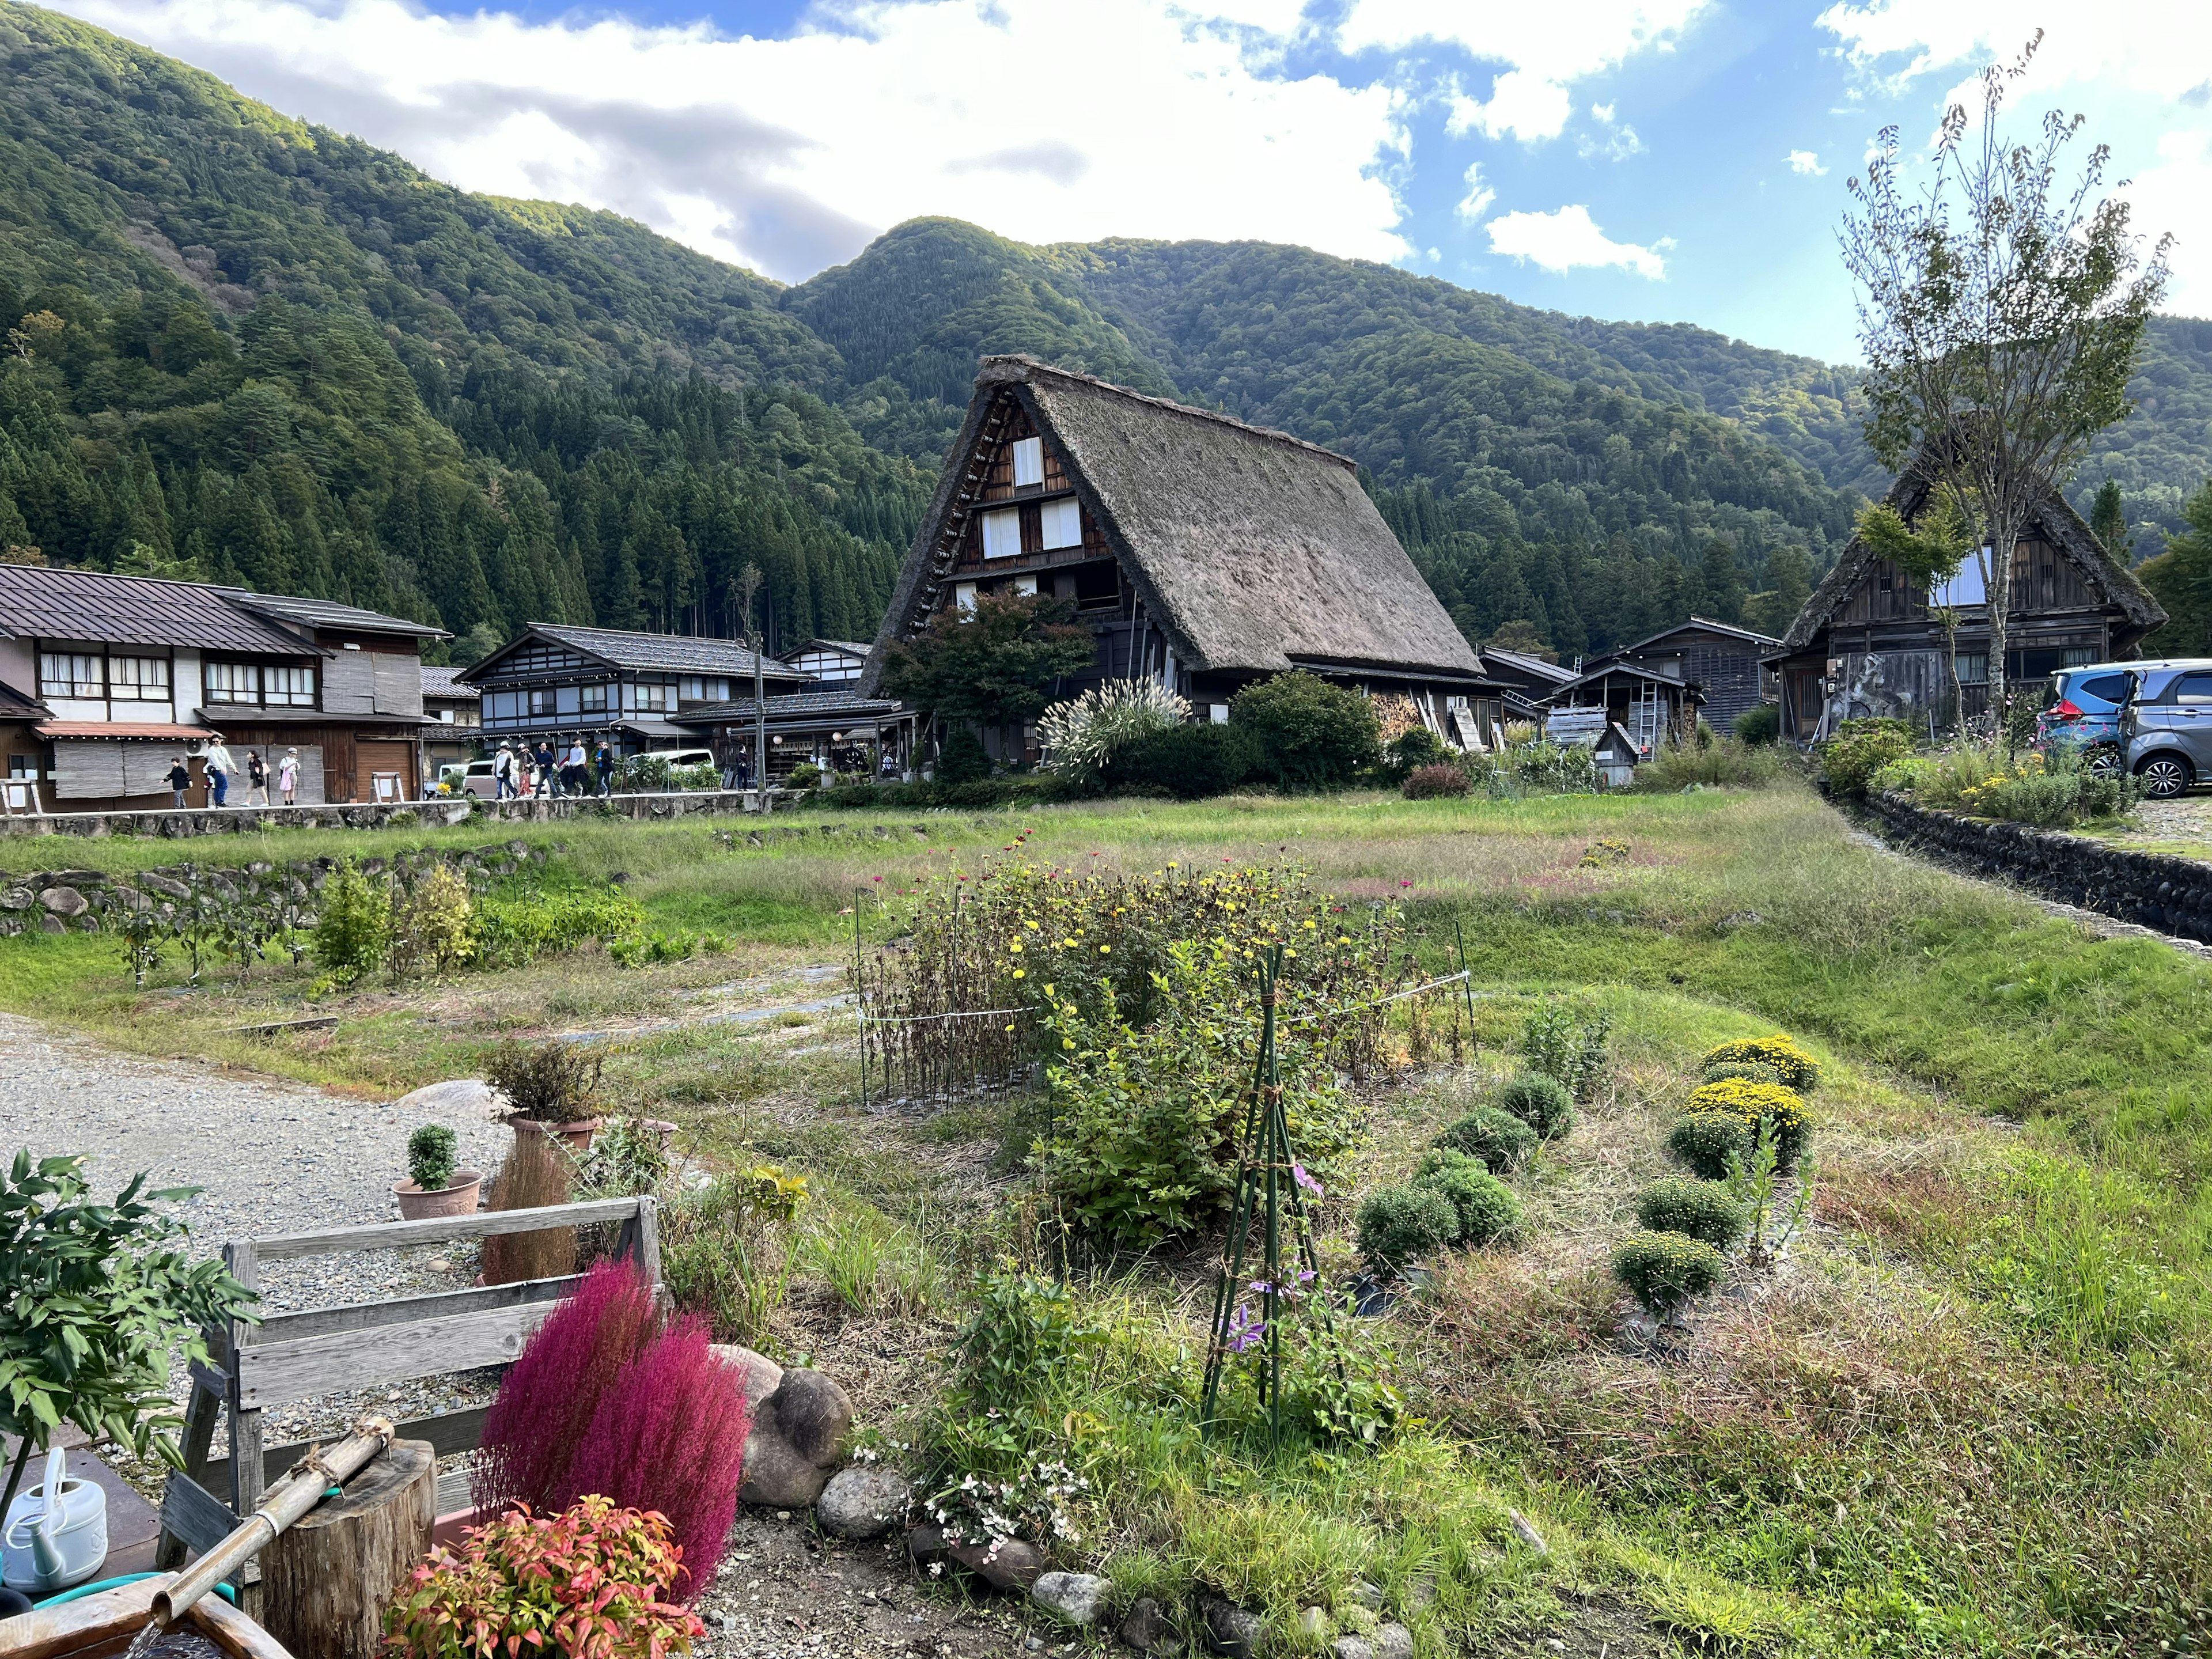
494, 743, 517, 799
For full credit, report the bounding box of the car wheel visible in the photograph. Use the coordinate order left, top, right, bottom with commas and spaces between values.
2088, 744, 2123, 778
2134, 753, 2194, 800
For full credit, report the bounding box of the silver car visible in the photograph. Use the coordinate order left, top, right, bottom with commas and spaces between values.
2124, 661, 2212, 798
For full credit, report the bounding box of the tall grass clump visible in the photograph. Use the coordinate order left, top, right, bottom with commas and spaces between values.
1635, 732, 1785, 791
480, 1128, 577, 1285
661, 1165, 809, 1345
1039, 680, 1188, 776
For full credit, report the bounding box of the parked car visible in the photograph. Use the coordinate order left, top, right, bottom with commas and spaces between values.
2033, 664, 2134, 771
2122, 660, 2212, 799
453, 759, 500, 800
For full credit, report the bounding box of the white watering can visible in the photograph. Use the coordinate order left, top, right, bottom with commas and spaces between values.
2, 1445, 109, 1594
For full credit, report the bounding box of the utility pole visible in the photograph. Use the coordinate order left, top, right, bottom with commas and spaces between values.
737, 564, 767, 812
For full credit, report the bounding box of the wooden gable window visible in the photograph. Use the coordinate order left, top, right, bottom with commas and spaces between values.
1041, 498, 1081, 550
982, 506, 1022, 559
1012, 437, 1044, 488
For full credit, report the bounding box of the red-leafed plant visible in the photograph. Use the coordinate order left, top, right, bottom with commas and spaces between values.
383, 1494, 703, 1659
474, 1259, 658, 1515
559, 1312, 751, 1599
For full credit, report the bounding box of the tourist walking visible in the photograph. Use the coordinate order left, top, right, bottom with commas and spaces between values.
166, 755, 191, 808
563, 738, 587, 795
278, 747, 300, 805
201, 734, 234, 806
533, 740, 557, 797
593, 738, 613, 796
245, 748, 269, 805
494, 743, 517, 799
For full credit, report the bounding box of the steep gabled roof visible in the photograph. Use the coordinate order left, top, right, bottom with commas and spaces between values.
1779, 459, 2165, 654
1479, 647, 1577, 685
865, 357, 1481, 684
0, 564, 311, 655
467, 623, 808, 681
1613, 616, 1781, 655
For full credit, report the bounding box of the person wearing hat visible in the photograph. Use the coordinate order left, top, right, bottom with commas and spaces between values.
278, 747, 300, 805
201, 733, 235, 807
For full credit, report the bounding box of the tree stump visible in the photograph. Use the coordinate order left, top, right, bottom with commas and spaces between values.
260, 1438, 435, 1659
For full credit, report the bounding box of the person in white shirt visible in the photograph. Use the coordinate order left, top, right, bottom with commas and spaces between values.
200, 736, 235, 807
278, 748, 300, 805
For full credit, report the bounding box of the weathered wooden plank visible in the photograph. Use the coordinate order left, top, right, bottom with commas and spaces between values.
160, 1469, 241, 1558
203, 1406, 491, 1493
234, 1300, 564, 1408
434, 1465, 473, 1516
252, 1197, 642, 1261
255, 1274, 581, 1346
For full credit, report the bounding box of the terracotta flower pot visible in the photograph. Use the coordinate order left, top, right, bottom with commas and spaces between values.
641, 1118, 679, 1150
512, 1116, 603, 1153
393, 1171, 483, 1219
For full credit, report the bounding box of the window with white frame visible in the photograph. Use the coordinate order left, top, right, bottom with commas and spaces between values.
635, 681, 671, 711
1010, 437, 1044, 488
1040, 498, 1081, 550
109, 657, 171, 702
981, 507, 1022, 559
264, 664, 316, 706
39, 653, 103, 699
204, 661, 259, 703
1956, 654, 1990, 685
581, 683, 608, 712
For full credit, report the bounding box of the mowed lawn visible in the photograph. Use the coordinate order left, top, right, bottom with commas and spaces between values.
0, 783, 2205, 1655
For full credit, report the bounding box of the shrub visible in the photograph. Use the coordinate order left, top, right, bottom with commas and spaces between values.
1384, 726, 1453, 781
1355, 1183, 1459, 1275
407, 1124, 459, 1192
1039, 679, 1189, 775
1522, 1003, 1611, 1100
387, 865, 474, 980
1667, 1112, 1752, 1181
1684, 1078, 1812, 1171
487, 1040, 602, 1124
384, 1495, 702, 1659
1700, 1060, 1784, 1088
950, 1270, 1103, 1415
313, 858, 387, 984
577, 1116, 672, 1198
1109, 721, 1257, 799
1411, 1151, 1521, 1245
784, 761, 823, 790
660, 1166, 809, 1346
1700, 1036, 1821, 1092
1734, 703, 1781, 746
1435, 1106, 1538, 1173
1957, 749, 2133, 827
1497, 1071, 1575, 1141
1634, 1176, 1747, 1249
1634, 734, 1783, 791
1818, 717, 1914, 797
471, 884, 649, 969
560, 1313, 751, 1597
1231, 671, 1381, 790
1612, 1231, 1727, 1319
934, 729, 992, 785
479, 1130, 577, 1286
1402, 763, 1471, 800
474, 1259, 660, 1514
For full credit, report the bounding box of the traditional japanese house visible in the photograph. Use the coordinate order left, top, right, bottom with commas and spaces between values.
1767, 460, 2165, 741
860, 357, 1505, 749
1555, 617, 1781, 739
462, 623, 812, 754
1478, 647, 1578, 727
419, 665, 483, 785
669, 688, 916, 785
785, 640, 873, 685
1541, 661, 1705, 758
0, 563, 440, 810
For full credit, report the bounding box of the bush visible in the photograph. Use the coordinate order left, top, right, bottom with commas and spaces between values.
407, 1123, 459, 1191
488, 1040, 602, 1124
1701, 1036, 1820, 1092
1684, 1078, 1812, 1171
950, 1270, 1103, 1415
1960, 751, 2133, 827
1411, 1151, 1521, 1245
1521, 1003, 1611, 1100
1231, 671, 1381, 791
660, 1166, 809, 1346
1355, 1183, 1460, 1275
385, 1495, 703, 1659
1384, 726, 1453, 781
1634, 1176, 1747, 1249
1700, 1060, 1784, 1088
934, 729, 992, 785
1818, 717, 1914, 797
1634, 734, 1784, 791
1108, 721, 1257, 799
471, 884, 648, 969
1667, 1112, 1752, 1181
1402, 763, 1471, 800
1612, 1231, 1727, 1318
1435, 1105, 1538, 1173
784, 761, 823, 790
313, 858, 387, 985
1497, 1071, 1575, 1141
1039, 679, 1188, 775
1734, 703, 1781, 746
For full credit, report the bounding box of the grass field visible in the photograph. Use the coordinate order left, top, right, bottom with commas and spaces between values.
2, 783, 2205, 1656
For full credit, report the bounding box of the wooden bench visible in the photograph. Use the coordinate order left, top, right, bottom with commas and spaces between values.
156, 1195, 662, 1578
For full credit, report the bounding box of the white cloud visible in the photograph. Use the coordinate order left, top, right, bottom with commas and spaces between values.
1486, 204, 1666, 278
1349, 1, 1705, 145
1456, 160, 1497, 221
1579, 103, 1645, 160
51, 0, 1410, 282
1592, 101, 1616, 122
1788, 149, 1827, 175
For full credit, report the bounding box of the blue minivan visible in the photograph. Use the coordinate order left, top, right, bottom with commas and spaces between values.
2033, 662, 2134, 771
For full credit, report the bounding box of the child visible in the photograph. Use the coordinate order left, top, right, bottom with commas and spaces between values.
167, 755, 192, 808
278, 747, 300, 806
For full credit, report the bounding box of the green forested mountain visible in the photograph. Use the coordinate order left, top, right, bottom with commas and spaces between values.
4, 0, 2209, 668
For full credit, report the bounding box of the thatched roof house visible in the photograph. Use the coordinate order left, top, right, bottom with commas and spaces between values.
861, 357, 1499, 741
1767, 446, 2164, 740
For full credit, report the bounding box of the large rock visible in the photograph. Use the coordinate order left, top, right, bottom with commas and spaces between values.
1118, 1597, 1176, 1654
904, 1522, 948, 1566
1331, 1640, 1374, 1659
737, 1366, 851, 1508
394, 1078, 505, 1119
711, 1344, 784, 1410
38, 885, 86, 917
1372, 1623, 1412, 1659
1031, 1573, 1109, 1627
815, 1467, 910, 1541
1199, 1596, 1263, 1659
947, 1536, 1046, 1593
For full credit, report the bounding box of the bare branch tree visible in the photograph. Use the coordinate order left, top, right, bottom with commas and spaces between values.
1841, 31, 2169, 714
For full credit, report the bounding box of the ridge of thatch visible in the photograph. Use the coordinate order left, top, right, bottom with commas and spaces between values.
865, 356, 1481, 684
1779, 453, 2165, 654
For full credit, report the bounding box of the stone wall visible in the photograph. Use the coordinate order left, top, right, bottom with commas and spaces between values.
0, 789, 809, 840
1868, 791, 2212, 944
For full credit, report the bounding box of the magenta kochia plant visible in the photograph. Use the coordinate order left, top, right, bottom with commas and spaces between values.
562, 1312, 752, 1599
472, 1259, 658, 1516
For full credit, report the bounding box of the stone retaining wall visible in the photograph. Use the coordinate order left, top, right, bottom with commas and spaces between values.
0, 788, 810, 839
1868, 791, 2212, 944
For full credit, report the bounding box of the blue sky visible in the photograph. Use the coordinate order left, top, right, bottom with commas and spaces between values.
53, 0, 2212, 363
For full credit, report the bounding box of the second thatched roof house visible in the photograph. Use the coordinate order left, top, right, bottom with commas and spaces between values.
859, 356, 1503, 745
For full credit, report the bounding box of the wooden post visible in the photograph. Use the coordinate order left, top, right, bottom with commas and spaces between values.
259, 1438, 435, 1659
155, 1358, 225, 1569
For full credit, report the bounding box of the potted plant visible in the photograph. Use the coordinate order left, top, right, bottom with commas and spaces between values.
487, 1040, 604, 1152
384, 1495, 704, 1659
393, 1124, 482, 1220
0, 1152, 258, 1536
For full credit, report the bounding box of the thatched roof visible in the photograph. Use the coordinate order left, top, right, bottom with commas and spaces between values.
864, 357, 1481, 685
1778, 457, 2165, 654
